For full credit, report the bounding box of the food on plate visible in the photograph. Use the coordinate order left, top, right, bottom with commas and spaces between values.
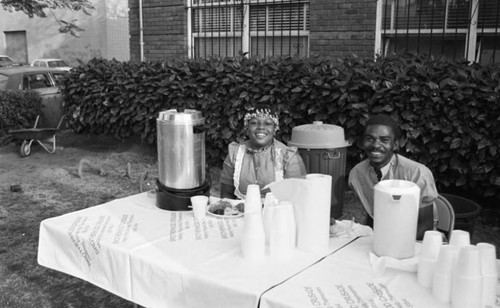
209, 199, 244, 216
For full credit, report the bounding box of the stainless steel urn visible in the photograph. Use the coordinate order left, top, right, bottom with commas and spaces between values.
157, 109, 206, 189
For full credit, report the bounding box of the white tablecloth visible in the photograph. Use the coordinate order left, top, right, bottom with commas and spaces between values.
37, 192, 356, 308
38, 192, 500, 308
260, 236, 500, 308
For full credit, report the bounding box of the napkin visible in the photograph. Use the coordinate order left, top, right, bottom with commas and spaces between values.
368, 243, 422, 277
329, 219, 374, 238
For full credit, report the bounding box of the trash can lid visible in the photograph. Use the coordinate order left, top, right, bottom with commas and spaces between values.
288, 121, 350, 149
157, 109, 204, 125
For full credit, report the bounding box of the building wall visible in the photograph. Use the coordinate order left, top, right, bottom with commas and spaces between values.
309, 0, 377, 59
128, 0, 377, 62
129, 0, 187, 62
0, 0, 130, 66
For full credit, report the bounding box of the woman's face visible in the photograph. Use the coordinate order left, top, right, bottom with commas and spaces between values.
246, 116, 276, 149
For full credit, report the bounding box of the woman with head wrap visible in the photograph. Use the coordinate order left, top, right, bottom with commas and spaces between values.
220, 107, 307, 199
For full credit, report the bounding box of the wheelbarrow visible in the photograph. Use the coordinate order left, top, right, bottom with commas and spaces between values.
8, 115, 65, 157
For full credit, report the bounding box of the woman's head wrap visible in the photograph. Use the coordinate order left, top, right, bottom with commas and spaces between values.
243, 107, 279, 131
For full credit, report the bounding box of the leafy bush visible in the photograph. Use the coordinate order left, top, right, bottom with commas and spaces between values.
60, 55, 500, 199
0, 90, 42, 144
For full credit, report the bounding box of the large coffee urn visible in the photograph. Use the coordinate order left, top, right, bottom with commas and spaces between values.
156, 109, 209, 210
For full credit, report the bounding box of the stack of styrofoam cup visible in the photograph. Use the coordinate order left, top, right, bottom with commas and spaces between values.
417, 230, 443, 288
262, 192, 278, 245
477, 243, 498, 307
451, 245, 483, 308
245, 184, 263, 214
432, 245, 460, 302
240, 211, 266, 261
269, 202, 294, 258
428, 230, 498, 307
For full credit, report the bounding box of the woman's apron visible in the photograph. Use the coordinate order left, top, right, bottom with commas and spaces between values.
233, 144, 284, 199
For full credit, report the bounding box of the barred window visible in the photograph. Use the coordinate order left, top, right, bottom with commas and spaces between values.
188, 0, 310, 58
376, 0, 500, 64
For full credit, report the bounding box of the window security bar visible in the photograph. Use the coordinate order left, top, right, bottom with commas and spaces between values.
187, 0, 310, 59
375, 0, 500, 64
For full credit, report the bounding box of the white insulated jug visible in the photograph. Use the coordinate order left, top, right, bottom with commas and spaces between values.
373, 179, 420, 259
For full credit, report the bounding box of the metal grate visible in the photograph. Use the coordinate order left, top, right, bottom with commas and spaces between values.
190, 0, 310, 58
378, 0, 500, 64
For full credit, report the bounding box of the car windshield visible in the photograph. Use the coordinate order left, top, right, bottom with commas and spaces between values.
0, 57, 14, 67
48, 60, 68, 68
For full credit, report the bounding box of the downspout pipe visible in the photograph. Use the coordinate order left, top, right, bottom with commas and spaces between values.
139, 0, 144, 61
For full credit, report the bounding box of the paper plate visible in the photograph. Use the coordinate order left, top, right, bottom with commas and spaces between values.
207, 198, 244, 218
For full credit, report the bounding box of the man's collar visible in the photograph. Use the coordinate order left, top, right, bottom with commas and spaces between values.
370, 153, 397, 177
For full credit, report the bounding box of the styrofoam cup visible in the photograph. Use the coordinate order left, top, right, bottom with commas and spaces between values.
455, 245, 481, 277
269, 205, 293, 258
417, 256, 436, 288
420, 230, 443, 259
449, 230, 470, 247
241, 211, 266, 261
451, 246, 482, 308
417, 231, 443, 288
245, 184, 262, 213
190, 195, 208, 219
477, 243, 498, 307
432, 245, 459, 302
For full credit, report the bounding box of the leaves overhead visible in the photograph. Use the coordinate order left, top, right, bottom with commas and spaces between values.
0, 0, 94, 36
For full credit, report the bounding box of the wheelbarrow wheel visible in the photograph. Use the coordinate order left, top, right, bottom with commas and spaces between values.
20, 140, 31, 157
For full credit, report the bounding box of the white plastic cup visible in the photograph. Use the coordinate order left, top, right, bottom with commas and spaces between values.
477, 243, 497, 307
451, 245, 482, 308
417, 230, 443, 288
449, 230, 471, 247
245, 184, 262, 214
262, 192, 278, 245
432, 245, 460, 302
269, 204, 294, 258
279, 201, 296, 247
420, 230, 443, 259
190, 195, 208, 219
240, 211, 266, 261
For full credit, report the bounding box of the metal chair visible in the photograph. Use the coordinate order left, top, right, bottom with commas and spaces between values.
433, 194, 456, 242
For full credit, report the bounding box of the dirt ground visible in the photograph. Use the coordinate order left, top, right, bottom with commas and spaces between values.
0, 130, 162, 307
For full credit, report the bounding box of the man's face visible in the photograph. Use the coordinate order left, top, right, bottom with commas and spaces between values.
246, 116, 276, 149
362, 124, 398, 169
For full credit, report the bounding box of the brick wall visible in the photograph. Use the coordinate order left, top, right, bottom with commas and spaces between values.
309, 0, 377, 59
129, 0, 187, 62
129, 0, 377, 61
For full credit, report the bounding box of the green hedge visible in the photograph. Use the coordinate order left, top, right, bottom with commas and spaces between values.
0, 90, 42, 145
60, 55, 500, 199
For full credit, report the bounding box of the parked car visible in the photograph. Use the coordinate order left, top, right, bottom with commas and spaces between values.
31, 58, 72, 71
0, 55, 21, 68
0, 67, 68, 127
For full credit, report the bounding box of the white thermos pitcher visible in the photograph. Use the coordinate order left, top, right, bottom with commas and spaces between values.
373, 180, 420, 259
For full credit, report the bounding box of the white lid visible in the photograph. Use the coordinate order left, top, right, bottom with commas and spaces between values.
288, 121, 350, 149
